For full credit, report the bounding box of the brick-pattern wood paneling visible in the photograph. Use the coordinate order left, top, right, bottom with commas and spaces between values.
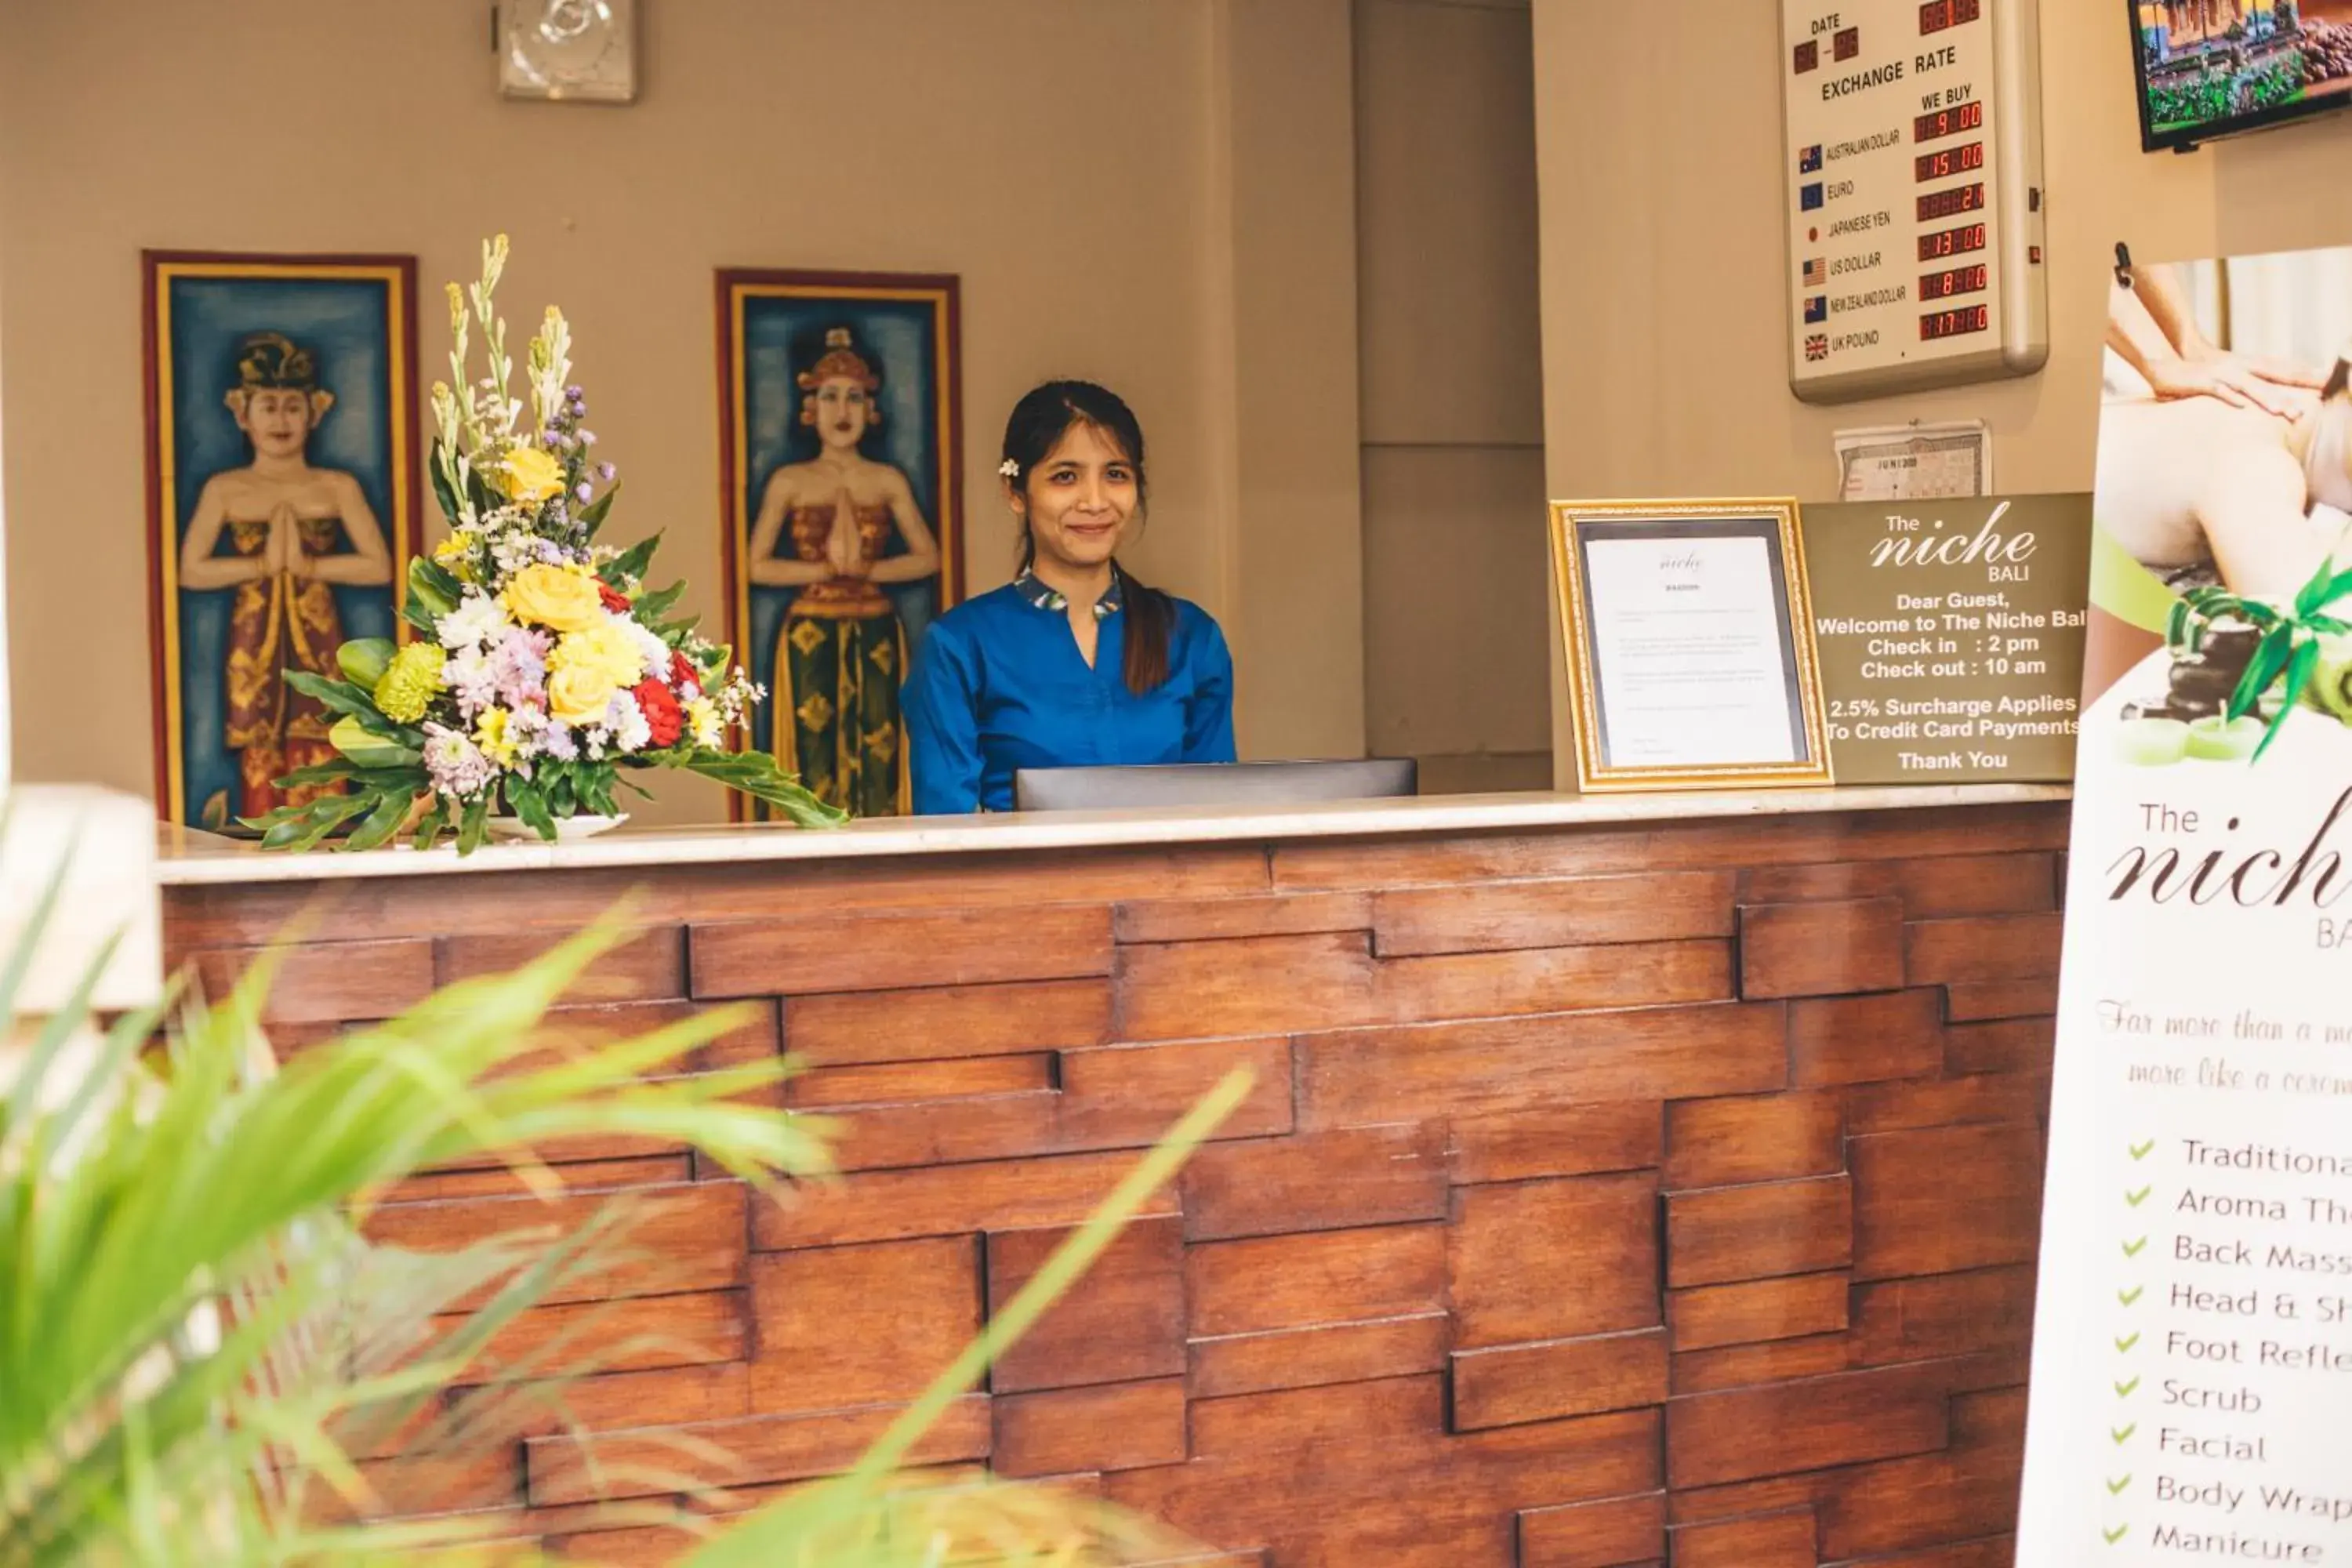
164, 802, 2066, 1563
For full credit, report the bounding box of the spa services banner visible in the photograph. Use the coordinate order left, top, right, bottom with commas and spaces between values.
2016, 243, 2352, 1564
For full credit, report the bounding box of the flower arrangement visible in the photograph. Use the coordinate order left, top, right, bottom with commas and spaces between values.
249, 237, 846, 854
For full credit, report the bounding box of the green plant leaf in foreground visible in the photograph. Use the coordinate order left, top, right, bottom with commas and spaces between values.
0, 848, 1245, 1566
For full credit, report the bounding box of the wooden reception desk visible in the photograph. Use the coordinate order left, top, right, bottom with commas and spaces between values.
158, 784, 2071, 1565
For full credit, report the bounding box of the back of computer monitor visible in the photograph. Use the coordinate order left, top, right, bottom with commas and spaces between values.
1013, 757, 1418, 812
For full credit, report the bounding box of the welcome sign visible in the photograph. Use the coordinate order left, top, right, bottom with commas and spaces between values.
1802, 495, 2089, 782
2016, 244, 2352, 1563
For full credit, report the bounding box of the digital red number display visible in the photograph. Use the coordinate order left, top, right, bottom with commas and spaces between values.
1918, 222, 1988, 261
1920, 305, 1990, 341
1913, 100, 1984, 144
1916, 183, 1986, 222
1914, 141, 1986, 183
1920, 264, 1988, 301
1919, 0, 1980, 33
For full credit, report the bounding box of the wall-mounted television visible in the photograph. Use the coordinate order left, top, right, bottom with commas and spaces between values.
2130, 1, 2352, 151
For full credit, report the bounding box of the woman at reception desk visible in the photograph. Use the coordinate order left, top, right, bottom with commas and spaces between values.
902, 381, 1235, 815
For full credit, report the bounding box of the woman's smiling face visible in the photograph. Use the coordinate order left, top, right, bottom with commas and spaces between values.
1010, 420, 1138, 572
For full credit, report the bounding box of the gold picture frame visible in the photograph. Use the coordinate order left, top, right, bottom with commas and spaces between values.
1549, 498, 1832, 793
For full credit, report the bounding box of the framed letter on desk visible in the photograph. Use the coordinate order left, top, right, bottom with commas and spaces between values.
1550, 499, 1832, 793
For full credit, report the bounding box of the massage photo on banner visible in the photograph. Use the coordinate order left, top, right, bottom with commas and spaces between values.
2089, 242, 2352, 735
2018, 240, 2352, 1564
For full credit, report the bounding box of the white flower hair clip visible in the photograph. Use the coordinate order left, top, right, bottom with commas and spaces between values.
997, 459, 1021, 480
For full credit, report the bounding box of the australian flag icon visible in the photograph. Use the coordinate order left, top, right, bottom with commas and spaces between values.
1799, 144, 1823, 173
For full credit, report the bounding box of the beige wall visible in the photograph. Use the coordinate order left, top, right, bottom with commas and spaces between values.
1530, 0, 2352, 785
0, 0, 1360, 821
1356, 0, 1552, 793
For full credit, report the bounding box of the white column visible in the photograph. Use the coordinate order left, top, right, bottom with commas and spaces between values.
0, 205, 162, 1047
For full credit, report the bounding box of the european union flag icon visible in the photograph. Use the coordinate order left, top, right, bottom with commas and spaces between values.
1800, 183, 1824, 211
1804, 296, 1828, 324
1799, 144, 1823, 173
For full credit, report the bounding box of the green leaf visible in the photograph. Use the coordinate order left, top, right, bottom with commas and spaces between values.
680, 748, 850, 829
2227, 623, 2295, 721
270, 789, 374, 853
336, 637, 398, 688
577, 480, 620, 538
507, 777, 557, 841
2254, 637, 2321, 762
2297, 557, 2338, 618
455, 790, 492, 855
428, 439, 467, 525
606, 531, 662, 584
405, 557, 459, 623
329, 714, 422, 769
271, 758, 364, 789
341, 787, 419, 852
633, 581, 686, 622
413, 798, 450, 851
412, 555, 466, 608
284, 670, 385, 723
402, 595, 443, 638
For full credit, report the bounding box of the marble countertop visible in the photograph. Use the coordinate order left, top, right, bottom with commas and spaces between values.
151, 782, 2074, 887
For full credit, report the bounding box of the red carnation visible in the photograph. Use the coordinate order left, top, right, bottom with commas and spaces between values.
597, 581, 632, 614
669, 650, 699, 691
631, 677, 684, 748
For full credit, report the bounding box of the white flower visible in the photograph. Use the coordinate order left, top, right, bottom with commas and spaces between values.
604, 690, 652, 753
437, 591, 512, 652
442, 646, 498, 717
997, 458, 1021, 480
623, 618, 673, 681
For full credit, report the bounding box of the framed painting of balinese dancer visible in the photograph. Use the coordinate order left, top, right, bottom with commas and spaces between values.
717, 269, 964, 820
142, 252, 421, 833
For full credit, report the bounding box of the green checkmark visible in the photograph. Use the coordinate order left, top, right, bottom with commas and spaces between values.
2119, 1286, 2143, 1306
2130, 1140, 2154, 1160
2116, 1331, 2141, 1352
2126, 1185, 2152, 1207
2106, 1524, 2129, 1545
2108, 1474, 2133, 1494
2123, 1236, 2147, 1257
2112, 1423, 2137, 1444
2115, 1376, 2141, 1397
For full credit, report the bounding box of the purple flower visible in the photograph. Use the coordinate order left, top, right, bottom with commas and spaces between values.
423, 722, 496, 800
575, 482, 593, 503
535, 538, 565, 564
597, 462, 617, 482
565, 384, 583, 399
579, 430, 597, 446
487, 627, 552, 709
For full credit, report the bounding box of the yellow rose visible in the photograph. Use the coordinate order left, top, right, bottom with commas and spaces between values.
500, 445, 567, 505
501, 562, 604, 633
550, 619, 646, 689
546, 665, 620, 727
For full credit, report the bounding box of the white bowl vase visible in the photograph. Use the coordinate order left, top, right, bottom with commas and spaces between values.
485, 812, 630, 844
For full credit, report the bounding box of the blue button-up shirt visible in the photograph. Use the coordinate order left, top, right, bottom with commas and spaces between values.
902, 569, 1237, 814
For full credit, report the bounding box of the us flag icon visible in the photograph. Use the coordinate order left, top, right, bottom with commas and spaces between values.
1805, 334, 1830, 361
1802, 257, 1826, 287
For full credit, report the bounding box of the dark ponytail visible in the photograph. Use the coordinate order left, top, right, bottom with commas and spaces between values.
1002, 380, 1173, 695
